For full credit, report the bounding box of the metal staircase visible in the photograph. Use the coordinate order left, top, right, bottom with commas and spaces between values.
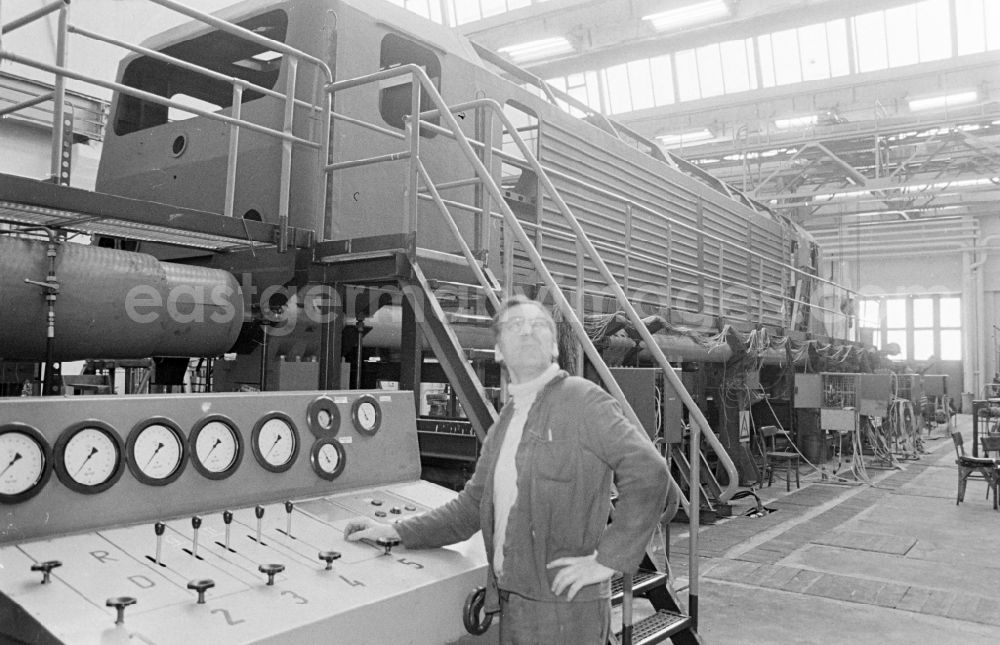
323, 64, 742, 639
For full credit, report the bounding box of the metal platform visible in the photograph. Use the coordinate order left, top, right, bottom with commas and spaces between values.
0, 174, 313, 251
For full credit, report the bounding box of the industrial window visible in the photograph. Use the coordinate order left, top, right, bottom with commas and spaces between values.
860, 294, 962, 362
852, 0, 950, 73
447, 0, 552, 26
758, 20, 847, 88
113, 10, 288, 136
955, 0, 1000, 54
385, 0, 444, 23
378, 34, 441, 135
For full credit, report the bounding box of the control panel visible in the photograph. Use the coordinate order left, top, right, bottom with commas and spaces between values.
0, 391, 488, 644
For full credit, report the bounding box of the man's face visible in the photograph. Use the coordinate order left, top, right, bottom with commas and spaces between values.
495, 303, 557, 376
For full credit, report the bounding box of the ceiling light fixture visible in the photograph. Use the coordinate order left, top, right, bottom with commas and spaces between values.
643, 0, 730, 33
774, 114, 818, 129
657, 128, 714, 147
497, 37, 573, 63
908, 90, 977, 112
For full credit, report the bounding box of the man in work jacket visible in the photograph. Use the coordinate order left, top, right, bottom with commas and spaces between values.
345, 295, 669, 644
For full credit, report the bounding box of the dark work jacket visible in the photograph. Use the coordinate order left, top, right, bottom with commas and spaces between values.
395, 371, 669, 613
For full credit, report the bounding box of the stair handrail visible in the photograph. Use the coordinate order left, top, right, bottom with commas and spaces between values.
425, 96, 738, 502
329, 65, 686, 489
327, 63, 696, 623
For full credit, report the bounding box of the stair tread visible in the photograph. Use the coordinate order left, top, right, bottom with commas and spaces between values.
611, 568, 667, 600
614, 609, 692, 645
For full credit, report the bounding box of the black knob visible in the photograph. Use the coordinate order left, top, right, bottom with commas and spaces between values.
390, 507, 402, 514
106, 596, 137, 625
154, 522, 165, 536
223, 510, 233, 525
370, 499, 383, 506
192, 516, 202, 530
284, 500, 294, 513
255, 505, 265, 519
404, 505, 417, 512
318, 551, 341, 570
30, 560, 62, 584
374, 510, 386, 518
376, 536, 401, 556
187, 579, 215, 604
259, 563, 285, 585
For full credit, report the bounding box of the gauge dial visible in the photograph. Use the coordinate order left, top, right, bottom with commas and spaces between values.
54, 421, 125, 494
0, 424, 52, 504
351, 395, 382, 436
306, 396, 340, 437
251, 413, 299, 473
127, 419, 186, 486
310, 438, 346, 481
189, 416, 242, 480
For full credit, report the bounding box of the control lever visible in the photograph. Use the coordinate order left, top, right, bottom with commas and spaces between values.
106, 596, 137, 625
191, 516, 202, 558
259, 563, 285, 586
376, 536, 400, 556
223, 510, 233, 551
255, 505, 265, 544
154, 522, 165, 565
30, 560, 62, 584
187, 579, 215, 604
318, 551, 341, 570
284, 500, 294, 538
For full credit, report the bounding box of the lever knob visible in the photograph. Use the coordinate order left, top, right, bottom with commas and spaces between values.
191, 516, 202, 530
255, 505, 265, 519
376, 536, 401, 556
259, 563, 285, 585
154, 522, 165, 536
106, 596, 137, 625
187, 579, 215, 604
223, 510, 233, 525
318, 551, 341, 570
284, 500, 293, 513
31, 560, 62, 584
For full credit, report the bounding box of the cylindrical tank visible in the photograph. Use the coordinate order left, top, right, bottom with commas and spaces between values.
0, 237, 243, 361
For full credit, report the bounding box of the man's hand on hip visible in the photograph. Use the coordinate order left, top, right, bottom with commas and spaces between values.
546, 552, 615, 600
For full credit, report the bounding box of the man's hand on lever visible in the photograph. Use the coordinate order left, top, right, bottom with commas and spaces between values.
343, 518, 401, 543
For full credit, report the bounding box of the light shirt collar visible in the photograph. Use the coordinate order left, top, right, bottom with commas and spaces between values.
507, 363, 560, 405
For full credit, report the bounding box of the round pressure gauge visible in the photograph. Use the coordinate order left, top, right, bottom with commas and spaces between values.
310, 438, 346, 481
189, 416, 242, 480
54, 421, 125, 494
0, 424, 53, 504
126, 418, 186, 486
251, 413, 299, 473
350, 395, 382, 436
306, 396, 340, 437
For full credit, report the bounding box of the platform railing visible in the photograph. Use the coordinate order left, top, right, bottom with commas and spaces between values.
0, 0, 332, 251
326, 65, 725, 624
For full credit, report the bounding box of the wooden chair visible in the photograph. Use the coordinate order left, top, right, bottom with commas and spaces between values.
760, 425, 801, 492
981, 433, 1000, 459
952, 431, 1000, 510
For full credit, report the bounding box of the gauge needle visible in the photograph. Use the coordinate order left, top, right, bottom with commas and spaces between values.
74, 446, 98, 477
204, 437, 222, 460
144, 442, 164, 468
0, 452, 22, 478
264, 435, 282, 457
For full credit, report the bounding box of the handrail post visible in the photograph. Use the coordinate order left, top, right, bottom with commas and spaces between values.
277, 55, 298, 253
406, 71, 421, 237
575, 239, 585, 377
689, 413, 700, 629
224, 83, 245, 219
48, 1, 69, 185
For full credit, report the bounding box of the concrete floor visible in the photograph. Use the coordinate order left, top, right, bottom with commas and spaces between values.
664, 413, 1000, 644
